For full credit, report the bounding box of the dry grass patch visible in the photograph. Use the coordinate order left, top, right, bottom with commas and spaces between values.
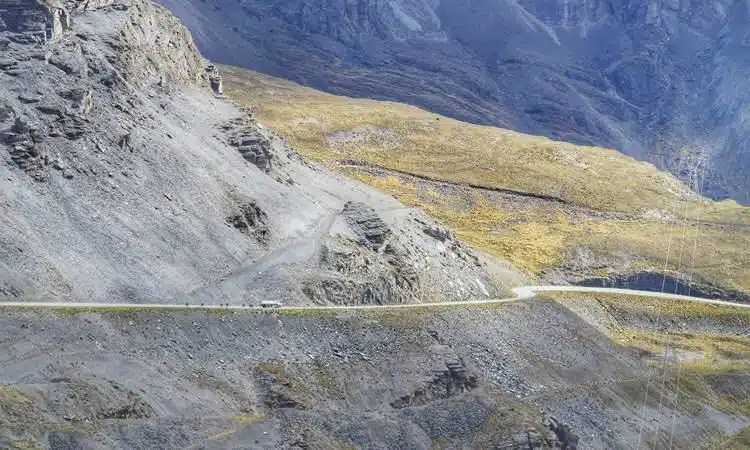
223, 66, 750, 221
712, 427, 750, 450
550, 292, 750, 319
610, 328, 750, 373
350, 174, 750, 292
548, 291, 750, 371
223, 66, 750, 294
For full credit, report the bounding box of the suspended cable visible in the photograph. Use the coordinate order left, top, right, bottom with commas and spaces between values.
653, 151, 700, 448
667, 157, 707, 449
636, 151, 686, 450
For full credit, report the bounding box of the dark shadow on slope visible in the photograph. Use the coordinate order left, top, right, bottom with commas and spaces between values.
573, 272, 750, 304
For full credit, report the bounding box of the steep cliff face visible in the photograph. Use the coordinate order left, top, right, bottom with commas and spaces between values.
156, 0, 750, 203
0, 0, 513, 305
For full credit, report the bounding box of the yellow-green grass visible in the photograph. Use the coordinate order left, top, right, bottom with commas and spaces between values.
205, 414, 266, 442
546, 292, 750, 372
610, 328, 750, 373
349, 173, 750, 293
712, 427, 750, 450
0, 384, 30, 406
255, 360, 343, 404
547, 293, 749, 424
8, 441, 41, 450
222, 66, 750, 294
674, 372, 750, 421
222, 66, 750, 221
548, 292, 750, 319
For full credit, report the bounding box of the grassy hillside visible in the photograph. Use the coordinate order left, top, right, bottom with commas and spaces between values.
549, 292, 750, 371
222, 66, 750, 295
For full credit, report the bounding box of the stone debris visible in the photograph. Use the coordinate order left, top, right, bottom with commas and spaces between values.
390, 358, 478, 409
205, 63, 223, 96
342, 201, 391, 250
226, 201, 271, 245
234, 133, 273, 172
2, 116, 49, 180
423, 225, 452, 243
222, 115, 290, 176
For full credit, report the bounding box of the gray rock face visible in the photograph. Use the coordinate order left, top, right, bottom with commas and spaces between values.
156, 0, 750, 203
302, 202, 421, 305
226, 201, 271, 245
3, 300, 744, 448
0, 0, 513, 305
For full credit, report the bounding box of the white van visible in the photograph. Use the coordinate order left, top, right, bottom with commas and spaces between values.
260, 300, 283, 309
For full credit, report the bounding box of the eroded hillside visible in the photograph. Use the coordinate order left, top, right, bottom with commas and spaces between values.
0, 0, 521, 306
222, 67, 750, 302
0, 2, 748, 450
1, 297, 748, 448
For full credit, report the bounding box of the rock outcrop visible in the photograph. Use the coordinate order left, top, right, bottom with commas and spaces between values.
305, 202, 419, 305
226, 201, 270, 245
205, 63, 223, 95
390, 358, 478, 409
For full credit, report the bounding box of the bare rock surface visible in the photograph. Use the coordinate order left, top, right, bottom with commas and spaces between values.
1, 299, 746, 448
0, 0, 519, 306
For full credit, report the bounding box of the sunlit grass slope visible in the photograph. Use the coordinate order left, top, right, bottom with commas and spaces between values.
222, 66, 750, 295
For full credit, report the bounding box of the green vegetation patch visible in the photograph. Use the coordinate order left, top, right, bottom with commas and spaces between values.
712, 427, 750, 450
547, 291, 750, 371
613, 328, 750, 372
0, 384, 31, 408
254, 360, 343, 405
205, 414, 266, 442
549, 292, 750, 319
9, 441, 42, 450
469, 395, 549, 448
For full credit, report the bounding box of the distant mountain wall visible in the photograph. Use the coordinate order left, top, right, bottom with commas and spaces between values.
156, 0, 750, 203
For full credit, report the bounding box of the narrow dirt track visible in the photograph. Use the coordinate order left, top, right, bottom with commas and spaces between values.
2, 286, 748, 310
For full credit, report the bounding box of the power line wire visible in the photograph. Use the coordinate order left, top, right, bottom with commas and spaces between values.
636, 151, 686, 449
667, 157, 708, 449
653, 152, 699, 447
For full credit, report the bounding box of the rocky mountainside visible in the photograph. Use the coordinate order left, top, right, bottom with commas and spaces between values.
0, 0, 520, 306
1, 3, 748, 449
2, 298, 747, 448
155, 0, 750, 204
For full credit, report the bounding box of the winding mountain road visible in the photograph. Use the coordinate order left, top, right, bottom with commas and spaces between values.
1, 286, 748, 311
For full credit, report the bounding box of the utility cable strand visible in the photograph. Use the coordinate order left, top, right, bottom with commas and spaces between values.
667, 158, 707, 449
636, 152, 686, 450
653, 155, 696, 448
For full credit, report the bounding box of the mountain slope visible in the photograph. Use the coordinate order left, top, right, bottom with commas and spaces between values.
0, 3, 748, 449
156, 0, 750, 204
0, 0, 518, 306
222, 67, 750, 300
2, 297, 748, 448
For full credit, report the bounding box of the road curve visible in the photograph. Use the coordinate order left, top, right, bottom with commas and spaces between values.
1, 286, 748, 311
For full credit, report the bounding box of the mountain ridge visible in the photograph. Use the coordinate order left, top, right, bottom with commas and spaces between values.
156, 0, 750, 204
